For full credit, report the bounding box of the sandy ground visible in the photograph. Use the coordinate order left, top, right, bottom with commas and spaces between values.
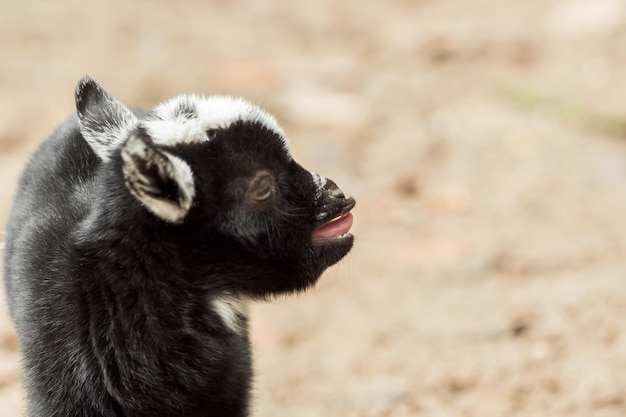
1, 0, 626, 416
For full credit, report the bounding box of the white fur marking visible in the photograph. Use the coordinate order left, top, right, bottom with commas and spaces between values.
311, 172, 327, 201
142, 95, 290, 152
211, 295, 248, 334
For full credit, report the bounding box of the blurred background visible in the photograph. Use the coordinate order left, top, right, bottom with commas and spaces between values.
1, 0, 626, 416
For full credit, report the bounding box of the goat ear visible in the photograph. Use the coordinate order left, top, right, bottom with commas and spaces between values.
75, 75, 137, 161
121, 130, 195, 223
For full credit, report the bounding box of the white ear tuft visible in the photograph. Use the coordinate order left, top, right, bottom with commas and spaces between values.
75, 75, 137, 161
121, 130, 195, 223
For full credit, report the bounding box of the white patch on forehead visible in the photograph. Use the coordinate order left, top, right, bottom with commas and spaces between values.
210, 294, 249, 334
141, 95, 290, 152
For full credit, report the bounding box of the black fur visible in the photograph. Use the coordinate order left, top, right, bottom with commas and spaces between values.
3, 77, 355, 417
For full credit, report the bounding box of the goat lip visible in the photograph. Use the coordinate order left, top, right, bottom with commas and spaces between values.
312, 212, 354, 240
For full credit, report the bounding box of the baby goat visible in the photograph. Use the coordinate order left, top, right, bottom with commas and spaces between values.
3, 76, 355, 417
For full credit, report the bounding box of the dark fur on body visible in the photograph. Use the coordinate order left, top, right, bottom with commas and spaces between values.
3, 77, 355, 417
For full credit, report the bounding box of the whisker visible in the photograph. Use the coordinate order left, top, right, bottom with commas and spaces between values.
274, 205, 308, 219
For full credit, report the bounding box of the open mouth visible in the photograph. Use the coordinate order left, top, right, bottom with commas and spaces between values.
312, 193, 355, 241
312, 212, 354, 240
310, 177, 355, 243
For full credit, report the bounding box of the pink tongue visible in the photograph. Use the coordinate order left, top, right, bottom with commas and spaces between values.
312, 213, 354, 239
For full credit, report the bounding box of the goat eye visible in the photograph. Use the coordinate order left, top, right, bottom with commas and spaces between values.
255, 184, 273, 202
247, 171, 276, 205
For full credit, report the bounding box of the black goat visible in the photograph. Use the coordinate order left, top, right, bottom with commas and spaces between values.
3, 76, 355, 417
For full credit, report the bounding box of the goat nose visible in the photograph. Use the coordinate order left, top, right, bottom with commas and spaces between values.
325, 179, 346, 199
